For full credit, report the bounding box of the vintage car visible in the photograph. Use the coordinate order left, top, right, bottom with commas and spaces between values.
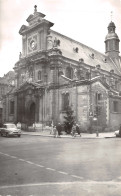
0, 123, 21, 137
114, 130, 121, 137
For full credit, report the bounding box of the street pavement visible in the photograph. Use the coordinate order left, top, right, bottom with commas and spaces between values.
0, 134, 121, 195
21, 129, 115, 139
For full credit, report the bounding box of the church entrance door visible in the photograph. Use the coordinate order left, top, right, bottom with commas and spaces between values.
28, 102, 35, 126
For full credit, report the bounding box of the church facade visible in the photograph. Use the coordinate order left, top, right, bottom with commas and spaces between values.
2, 6, 121, 131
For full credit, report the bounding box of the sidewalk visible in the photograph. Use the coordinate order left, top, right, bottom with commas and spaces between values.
21, 130, 115, 139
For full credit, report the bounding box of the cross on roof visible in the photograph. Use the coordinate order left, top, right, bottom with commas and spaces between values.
111, 11, 113, 21
34, 5, 37, 13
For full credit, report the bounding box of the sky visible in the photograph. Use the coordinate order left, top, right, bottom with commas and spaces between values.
0, 0, 121, 77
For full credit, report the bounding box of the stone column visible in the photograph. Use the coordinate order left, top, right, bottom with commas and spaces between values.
38, 30, 42, 50
35, 94, 40, 123
22, 35, 27, 57
14, 95, 18, 123
47, 35, 53, 50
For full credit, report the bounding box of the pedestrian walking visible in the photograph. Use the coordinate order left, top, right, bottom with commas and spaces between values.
56, 123, 62, 137
50, 121, 54, 134
76, 124, 81, 137
53, 126, 57, 138
17, 122, 21, 129
71, 123, 76, 138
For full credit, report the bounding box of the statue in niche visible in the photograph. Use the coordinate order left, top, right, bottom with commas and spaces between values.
25, 70, 29, 81
53, 37, 60, 48
78, 68, 84, 80
29, 70, 33, 82
86, 70, 90, 80
102, 75, 106, 83
53, 38, 57, 47
74, 68, 78, 79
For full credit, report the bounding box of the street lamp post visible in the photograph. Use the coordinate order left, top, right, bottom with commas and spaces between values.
89, 67, 93, 133
75, 81, 78, 123
93, 115, 98, 137
96, 92, 99, 137
96, 118, 99, 137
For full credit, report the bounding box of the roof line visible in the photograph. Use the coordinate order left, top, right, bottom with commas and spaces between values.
109, 57, 121, 74
50, 29, 106, 57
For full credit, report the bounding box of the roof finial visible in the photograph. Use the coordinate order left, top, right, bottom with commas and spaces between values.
34, 5, 37, 13
111, 11, 113, 21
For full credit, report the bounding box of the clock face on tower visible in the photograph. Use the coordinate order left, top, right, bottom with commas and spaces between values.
28, 34, 38, 53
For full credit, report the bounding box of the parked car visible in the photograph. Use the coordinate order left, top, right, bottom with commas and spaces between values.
0, 123, 21, 137
114, 130, 121, 137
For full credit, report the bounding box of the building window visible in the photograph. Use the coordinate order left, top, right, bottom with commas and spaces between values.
65, 67, 73, 79
90, 53, 94, 59
95, 92, 102, 105
10, 101, 14, 114
62, 93, 69, 111
86, 71, 90, 80
73, 47, 79, 53
38, 71, 41, 80
79, 58, 84, 63
113, 101, 118, 112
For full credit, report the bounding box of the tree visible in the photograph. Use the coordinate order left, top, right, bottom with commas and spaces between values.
63, 106, 75, 134
95, 106, 101, 116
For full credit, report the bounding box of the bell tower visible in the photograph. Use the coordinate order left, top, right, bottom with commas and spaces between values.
19, 5, 54, 58
105, 21, 120, 58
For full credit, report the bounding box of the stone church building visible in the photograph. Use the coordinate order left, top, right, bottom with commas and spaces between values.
2, 6, 121, 131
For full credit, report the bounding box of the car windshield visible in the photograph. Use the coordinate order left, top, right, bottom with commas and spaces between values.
6, 124, 17, 129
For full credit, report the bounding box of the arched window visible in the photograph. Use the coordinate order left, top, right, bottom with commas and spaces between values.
95, 92, 102, 104
10, 100, 14, 115
62, 93, 69, 111
65, 67, 73, 79
38, 71, 41, 80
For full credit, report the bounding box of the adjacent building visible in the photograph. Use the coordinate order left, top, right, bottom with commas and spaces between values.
0, 71, 15, 124
2, 6, 121, 131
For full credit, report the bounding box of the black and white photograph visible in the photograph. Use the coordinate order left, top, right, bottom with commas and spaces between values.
0, 0, 121, 195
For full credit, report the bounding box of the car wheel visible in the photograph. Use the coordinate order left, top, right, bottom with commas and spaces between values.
18, 135, 21, 137
1, 133, 3, 137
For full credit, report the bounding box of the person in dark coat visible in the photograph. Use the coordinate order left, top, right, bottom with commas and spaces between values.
119, 124, 121, 137
71, 123, 76, 138
53, 126, 57, 138
56, 123, 62, 137
76, 124, 81, 137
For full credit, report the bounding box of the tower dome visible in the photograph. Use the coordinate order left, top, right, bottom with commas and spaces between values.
108, 21, 115, 28
105, 32, 119, 40
105, 21, 120, 58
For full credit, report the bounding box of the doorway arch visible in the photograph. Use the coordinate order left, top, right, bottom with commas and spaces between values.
28, 102, 35, 126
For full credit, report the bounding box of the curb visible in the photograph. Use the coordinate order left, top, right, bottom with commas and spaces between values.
21, 132, 115, 139
105, 136, 116, 139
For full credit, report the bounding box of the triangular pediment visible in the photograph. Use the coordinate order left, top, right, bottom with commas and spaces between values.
91, 76, 110, 89
19, 25, 28, 35
91, 80, 109, 93
91, 77, 119, 96
59, 75, 72, 85
26, 14, 34, 22
15, 81, 42, 93
26, 12, 45, 23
